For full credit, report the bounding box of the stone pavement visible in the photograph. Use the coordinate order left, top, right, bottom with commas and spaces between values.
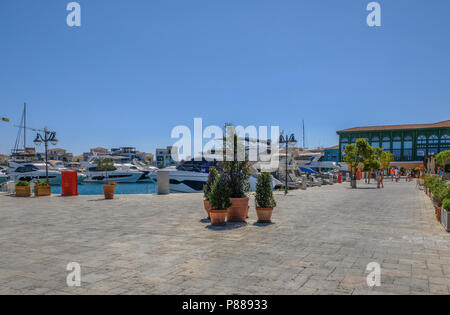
0, 180, 449, 295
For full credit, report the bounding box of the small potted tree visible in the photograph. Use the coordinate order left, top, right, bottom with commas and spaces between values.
255, 172, 277, 223
15, 181, 31, 197
203, 167, 219, 218
434, 182, 450, 222
208, 174, 231, 226
98, 158, 117, 199
441, 199, 450, 232
35, 180, 51, 197
103, 181, 117, 199
222, 125, 251, 222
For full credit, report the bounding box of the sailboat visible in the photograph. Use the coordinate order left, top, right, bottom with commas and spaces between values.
6, 103, 86, 185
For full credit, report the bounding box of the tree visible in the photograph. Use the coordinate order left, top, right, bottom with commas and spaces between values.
361, 146, 382, 184
97, 158, 115, 181
203, 167, 219, 200
255, 172, 276, 208
221, 124, 251, 198
378, 151, 394, 171
208, 174, 232, 210
436, 150, 450, 177
344, 138, 373, 188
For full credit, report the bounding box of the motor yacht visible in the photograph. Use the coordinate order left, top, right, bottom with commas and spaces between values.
6, 161, 62, 185
148, 159, 218, 193
0, 167, 9, 184
83, 161, 144, 183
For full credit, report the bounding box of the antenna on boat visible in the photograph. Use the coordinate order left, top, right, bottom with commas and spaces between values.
302, 119, 306, 150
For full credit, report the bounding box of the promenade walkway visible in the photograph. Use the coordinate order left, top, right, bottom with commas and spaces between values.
0, 181, 449, 295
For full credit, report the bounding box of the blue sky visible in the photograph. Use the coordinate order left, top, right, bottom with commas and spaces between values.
0, 0, 449, 155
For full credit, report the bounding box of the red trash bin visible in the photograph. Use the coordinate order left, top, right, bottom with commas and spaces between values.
357, 169, 362, 181
61, 171, 78, 196
338, 173, 343, 184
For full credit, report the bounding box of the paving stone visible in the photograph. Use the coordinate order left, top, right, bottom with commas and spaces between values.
0, 181, 449, 294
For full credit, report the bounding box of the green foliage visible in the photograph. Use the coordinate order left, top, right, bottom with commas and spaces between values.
344, 139, 374, 183
221, 124, 251, 198
97, 158, 115, 171
15, 181, 30, 187
97, 158, 115, 179
36, 180, 50, 187
433, 181, 450, 206
436, 150, 450, 173
208, 174, 232, 210
203, 167, 219, 200
424, 175, 441, 191
255, 173, 276, 208
363, 146, 381, 172
344, 139, 372, 169
443, 199, 450, 211
378, 151, 394, 170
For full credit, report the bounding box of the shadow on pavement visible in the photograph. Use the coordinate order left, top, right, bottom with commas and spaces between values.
206, 222, 247, 230
253, 222, 275, 227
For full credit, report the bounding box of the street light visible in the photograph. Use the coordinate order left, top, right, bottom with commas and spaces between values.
279, 133, 297, 195
34, 128, 58, 182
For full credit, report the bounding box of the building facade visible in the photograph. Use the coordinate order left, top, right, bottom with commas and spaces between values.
45, 148, 73, 162
322, 145, 339, 162
337, 120, 450, 168
156, 146, 178, 167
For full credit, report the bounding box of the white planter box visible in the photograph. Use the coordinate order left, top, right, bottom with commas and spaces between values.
442, 208, 450, 232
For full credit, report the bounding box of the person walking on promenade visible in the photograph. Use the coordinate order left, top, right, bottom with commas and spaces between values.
390, 168, 395, 181
377, 169, 384, 188
376, 169, 381, 188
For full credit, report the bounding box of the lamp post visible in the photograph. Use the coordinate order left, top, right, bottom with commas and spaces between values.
279, 133, 297, 195
33, 129, 58, 182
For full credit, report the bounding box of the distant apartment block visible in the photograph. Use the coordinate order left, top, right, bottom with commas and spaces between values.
156, 146, 178, 167
44, 148, 73, 162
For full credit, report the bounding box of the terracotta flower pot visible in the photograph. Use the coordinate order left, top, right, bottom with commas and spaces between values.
103, 185, 116, 199
434, 204, 441, 222
203, 200, 211, 218
210, 209, 227, 226
256, 207, 274, 223
227, 197, 249, 222
35, 185, 51, 197
16, 186, 31, 197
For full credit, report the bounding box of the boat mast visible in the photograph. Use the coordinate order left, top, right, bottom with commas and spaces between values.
23, 103, 26, 151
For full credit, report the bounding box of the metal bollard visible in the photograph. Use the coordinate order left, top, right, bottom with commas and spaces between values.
157, 170, 170, 195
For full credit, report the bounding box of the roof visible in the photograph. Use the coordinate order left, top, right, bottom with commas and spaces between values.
337, 120, 450, 133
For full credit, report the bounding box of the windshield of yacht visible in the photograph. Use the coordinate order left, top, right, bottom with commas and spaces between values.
14, 165, 39, 173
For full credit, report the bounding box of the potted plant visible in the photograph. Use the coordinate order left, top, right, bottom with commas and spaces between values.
15, 181, 31, 197
434, 182, 450, 222
222, 125, 251, 222
203, 167, 219, 219
255, 172, 277, 223
103, 181, 117, 199
208, 174, 232, 226
441, 199, 450, 232
35, 180, 51, 197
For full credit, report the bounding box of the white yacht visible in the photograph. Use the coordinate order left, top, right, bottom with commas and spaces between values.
84, 162, 144, 183
148, 160, 215, 193
6, 161, 62, 185
0, 167, 9, 184
129, 159, 158, 183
